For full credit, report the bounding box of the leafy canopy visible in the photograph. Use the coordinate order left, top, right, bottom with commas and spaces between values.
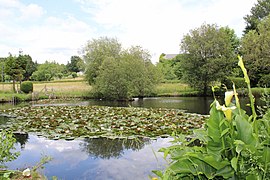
241, 14, 270, 86
180, 24, 236, 95
244, 0, 270, 34
83, 37, 160, 100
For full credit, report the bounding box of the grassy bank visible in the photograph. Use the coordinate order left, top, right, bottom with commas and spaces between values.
0, 79, 268, 102
156, 83, 199, 96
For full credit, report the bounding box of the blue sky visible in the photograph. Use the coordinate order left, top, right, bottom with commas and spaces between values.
0, 0, 257, 64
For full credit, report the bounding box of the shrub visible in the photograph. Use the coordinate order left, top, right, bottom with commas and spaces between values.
223, 76, 246, 89
258, 74, 270, 87
21, 81, 33, 94
71, 72, 78, 79
56, 73, 64, 79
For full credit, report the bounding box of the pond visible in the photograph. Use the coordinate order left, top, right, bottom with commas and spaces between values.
30, 96, 262, 115
1, 96, 263, 179
6, 134, 172, 180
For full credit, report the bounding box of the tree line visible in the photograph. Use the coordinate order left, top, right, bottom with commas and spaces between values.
0, 54, 84, 92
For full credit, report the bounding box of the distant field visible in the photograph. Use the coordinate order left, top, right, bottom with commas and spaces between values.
33, 81, 91, 96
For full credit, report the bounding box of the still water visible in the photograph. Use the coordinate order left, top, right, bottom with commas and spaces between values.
6, 134, 172, 180
3, 96, 262, 179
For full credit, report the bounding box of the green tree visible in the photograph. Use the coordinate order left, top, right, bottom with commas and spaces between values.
121, 46, 159, 98
16, 54, 37, 81
83, 37, 122, 84
67, 56, 84, 73
244, 0, 270, 34
31, 61, 66, 81
90, 42, 159, 100
156, 54, 178, 81
5, 54, 24, 92
93, 57, 129, 100
0, 58, 5, 82
180, 24, 236, 95
241, 14, 270, 86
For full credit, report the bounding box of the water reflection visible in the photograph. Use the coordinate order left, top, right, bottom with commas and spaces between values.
13, 133, 29, 150
6, 134, 172, 180
81, 137, 151, 159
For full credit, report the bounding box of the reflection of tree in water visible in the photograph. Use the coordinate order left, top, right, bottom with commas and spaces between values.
13, 133, 29, 150
80, 137, 151, 159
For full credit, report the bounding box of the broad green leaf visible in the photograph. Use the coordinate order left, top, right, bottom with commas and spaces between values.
152, 170, 163, 178
235, 114, 257, 145
207, 101, 227, 154
221, 128, 230, 137
231, 157, 237, 172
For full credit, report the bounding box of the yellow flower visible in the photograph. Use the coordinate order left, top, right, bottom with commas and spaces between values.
221, 106, 236, 121
225, 91, 234, 106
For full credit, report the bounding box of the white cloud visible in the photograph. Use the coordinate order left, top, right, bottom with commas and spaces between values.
20, 3, 45, 20
81, 0, 257, 62
0, 0, 96, 64
0, 0, 258, 64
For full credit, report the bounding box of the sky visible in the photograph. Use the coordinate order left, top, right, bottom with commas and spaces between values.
0, 0, 257, 64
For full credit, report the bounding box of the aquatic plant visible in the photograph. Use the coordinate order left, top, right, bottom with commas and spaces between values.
154, 56, 270, 179
0, 106, 207, 140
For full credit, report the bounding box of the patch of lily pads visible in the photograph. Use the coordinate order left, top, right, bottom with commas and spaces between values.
0, 106, 207, 140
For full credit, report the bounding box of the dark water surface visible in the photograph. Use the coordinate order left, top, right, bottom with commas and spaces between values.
3, 96, 263, 179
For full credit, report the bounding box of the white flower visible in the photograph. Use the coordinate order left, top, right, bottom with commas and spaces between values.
22, 168, 31, 177
225, 91, 234, 106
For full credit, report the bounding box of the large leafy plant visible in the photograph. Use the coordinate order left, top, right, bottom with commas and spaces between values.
154, 56, 270, 179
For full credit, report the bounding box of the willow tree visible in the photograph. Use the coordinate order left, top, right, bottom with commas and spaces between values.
83, 37, 122, 85
83, 37, 159, 100
180, 24, 236, 95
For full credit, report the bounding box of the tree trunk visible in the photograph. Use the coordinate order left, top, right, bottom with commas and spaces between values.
12, 80, 16, 93
203, 82, 208, 96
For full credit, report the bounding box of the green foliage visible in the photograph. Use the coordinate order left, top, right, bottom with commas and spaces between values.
17, 55, 37, 81
244, 0, 270, 34
31, 61, 67, 81
56, 73, 64, 79
156, 54, 186, 81
180, 24, 236, 95
258, 74, 270, 87
71, 72, 78, 79
0, 130, 20, 168
21, 81, 33, 94
83, 37, 122, 85
223, 77, 246, 89
241, 14, 270, 86
4, 54, 25, 92
155, 57, 270, 179
157, 55, 177, 81
83, 37, 160, 100
67, 56, 84, 73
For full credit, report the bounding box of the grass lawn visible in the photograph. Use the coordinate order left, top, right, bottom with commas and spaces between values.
0, 78, 268, 102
